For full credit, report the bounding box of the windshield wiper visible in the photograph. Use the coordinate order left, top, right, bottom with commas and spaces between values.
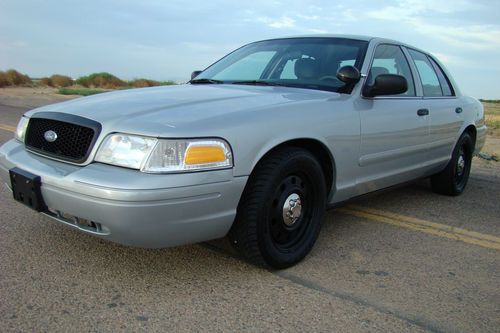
231, 80, 286, 87
189, 78, 225, 84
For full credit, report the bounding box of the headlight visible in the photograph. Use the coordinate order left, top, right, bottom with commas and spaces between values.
95, 134, 233, 173
143, 138, 233, 173
15, 116, 30, 142
95, 134, 158, 169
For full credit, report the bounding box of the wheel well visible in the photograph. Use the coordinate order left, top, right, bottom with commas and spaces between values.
258, 139, 335, 197
464, 125, 477, 148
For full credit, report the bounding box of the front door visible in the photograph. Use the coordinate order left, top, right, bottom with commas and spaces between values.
356, 44, 429, 194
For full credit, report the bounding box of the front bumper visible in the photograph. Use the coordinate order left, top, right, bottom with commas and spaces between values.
0, 139, 247, 248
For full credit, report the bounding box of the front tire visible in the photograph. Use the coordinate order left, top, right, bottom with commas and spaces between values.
229, 147, 327, 269
431, 132, 473, 196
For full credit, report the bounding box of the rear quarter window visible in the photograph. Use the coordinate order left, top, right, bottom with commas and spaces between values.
408, 49, 448, 97
428, 57, 455, 96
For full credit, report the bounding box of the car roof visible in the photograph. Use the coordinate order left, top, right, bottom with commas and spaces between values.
262, 34, 422, 51
275, 34, 374, 42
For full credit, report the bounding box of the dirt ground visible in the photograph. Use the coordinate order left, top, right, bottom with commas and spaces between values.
0, 87, 78, 109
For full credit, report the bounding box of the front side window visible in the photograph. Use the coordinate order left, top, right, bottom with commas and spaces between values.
408, 49, 443, 97
366, 44, 416, 96
194, 38, 368, 93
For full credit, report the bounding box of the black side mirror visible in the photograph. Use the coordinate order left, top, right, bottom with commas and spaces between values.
364, 74, 407, 97
191, 71, 202, 80
336, 65, 361, 84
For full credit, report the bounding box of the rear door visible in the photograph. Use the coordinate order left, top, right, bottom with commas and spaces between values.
356, 44, 429, 193
405, 48, 463, 166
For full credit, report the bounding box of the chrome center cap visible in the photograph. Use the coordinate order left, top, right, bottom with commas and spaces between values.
282, 193, 302, 226
457, 155, 465, 175
43, 130, 58, 142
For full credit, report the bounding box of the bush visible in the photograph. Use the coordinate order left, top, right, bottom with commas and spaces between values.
128, 79, 161, 88
40, 77, 51, 86
76, 72, 127, 89
40, 74, 73, 87
49, 74, 73, 87
0, 69, 31, 87
128, 79, 177, 88
6, 69, 31, 85
0, 71, 8, 87
158, 80, 177, 86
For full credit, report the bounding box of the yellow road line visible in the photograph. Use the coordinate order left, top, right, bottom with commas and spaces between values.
0, 124, 16, 132
338, 205, 500, 251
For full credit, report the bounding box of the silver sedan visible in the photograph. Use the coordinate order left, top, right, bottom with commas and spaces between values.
0, 35, 487, 268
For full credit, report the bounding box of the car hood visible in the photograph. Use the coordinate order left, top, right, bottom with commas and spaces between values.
27, 84, 340, 136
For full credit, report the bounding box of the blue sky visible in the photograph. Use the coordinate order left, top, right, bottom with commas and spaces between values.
1, 0, 499, 98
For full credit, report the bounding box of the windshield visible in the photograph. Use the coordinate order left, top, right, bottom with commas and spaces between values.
193, 38, 368, 93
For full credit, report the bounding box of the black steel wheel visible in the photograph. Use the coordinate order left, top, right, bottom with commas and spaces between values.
229, 147, 327, 269
431, 132, 473, 196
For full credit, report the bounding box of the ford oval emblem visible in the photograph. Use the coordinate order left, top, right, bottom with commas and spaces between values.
43, 130, 58, 142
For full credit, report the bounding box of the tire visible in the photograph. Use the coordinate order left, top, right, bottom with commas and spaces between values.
431, 132, 473, 196
229, 147, 327, 269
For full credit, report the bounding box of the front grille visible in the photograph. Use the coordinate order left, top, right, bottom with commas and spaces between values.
25, 113, 101, 163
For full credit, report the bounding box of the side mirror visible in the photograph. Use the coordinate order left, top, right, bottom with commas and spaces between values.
336, 65, 361, 84
364, 74, 407, 97
191, 70, 202, 80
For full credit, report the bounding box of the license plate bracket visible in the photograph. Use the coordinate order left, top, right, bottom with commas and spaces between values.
9, 167, 47, 212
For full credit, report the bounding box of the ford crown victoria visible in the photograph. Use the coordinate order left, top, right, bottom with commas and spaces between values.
0, 35, 487, 268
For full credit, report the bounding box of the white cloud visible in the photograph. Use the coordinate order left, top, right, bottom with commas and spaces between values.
416, 23, 500, 50
366, 0, 500, 50
430, 52, 475, 68
307, 28, 328, 34
296, 14, 319, 21
368, 0, 474, 19
257, 16, 296, 29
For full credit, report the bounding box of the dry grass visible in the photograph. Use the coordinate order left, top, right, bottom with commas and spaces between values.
483, 102, 500, 137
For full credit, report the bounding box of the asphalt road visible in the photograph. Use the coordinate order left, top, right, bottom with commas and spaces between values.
0, 103, 499, 333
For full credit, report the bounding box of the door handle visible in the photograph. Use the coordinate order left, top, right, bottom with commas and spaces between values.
417, 108, 429, 116
455, 107, 463, 114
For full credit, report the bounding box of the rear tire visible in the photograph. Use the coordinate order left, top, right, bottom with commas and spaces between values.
229, 147, 326, 269
431, 132, 473, 196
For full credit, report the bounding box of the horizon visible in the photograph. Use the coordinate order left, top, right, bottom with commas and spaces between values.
1, 0, 499, 99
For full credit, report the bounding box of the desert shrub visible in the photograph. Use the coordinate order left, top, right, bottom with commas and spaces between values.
0, 69, 31, 86
158, 80, 176, 86
5, 69, 31, 85
130, 79, 177, 88
129, 79, 162, 88
128, 79, 177, 88
39, 75, 73, 87
40, 77, 51, 86
0, 71, 8, 87
77, 72, 126, 89
49, 74, 73, 87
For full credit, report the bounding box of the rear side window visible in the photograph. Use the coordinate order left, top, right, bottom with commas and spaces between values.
428, 57, 454, 96
408, 49, 443, 97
